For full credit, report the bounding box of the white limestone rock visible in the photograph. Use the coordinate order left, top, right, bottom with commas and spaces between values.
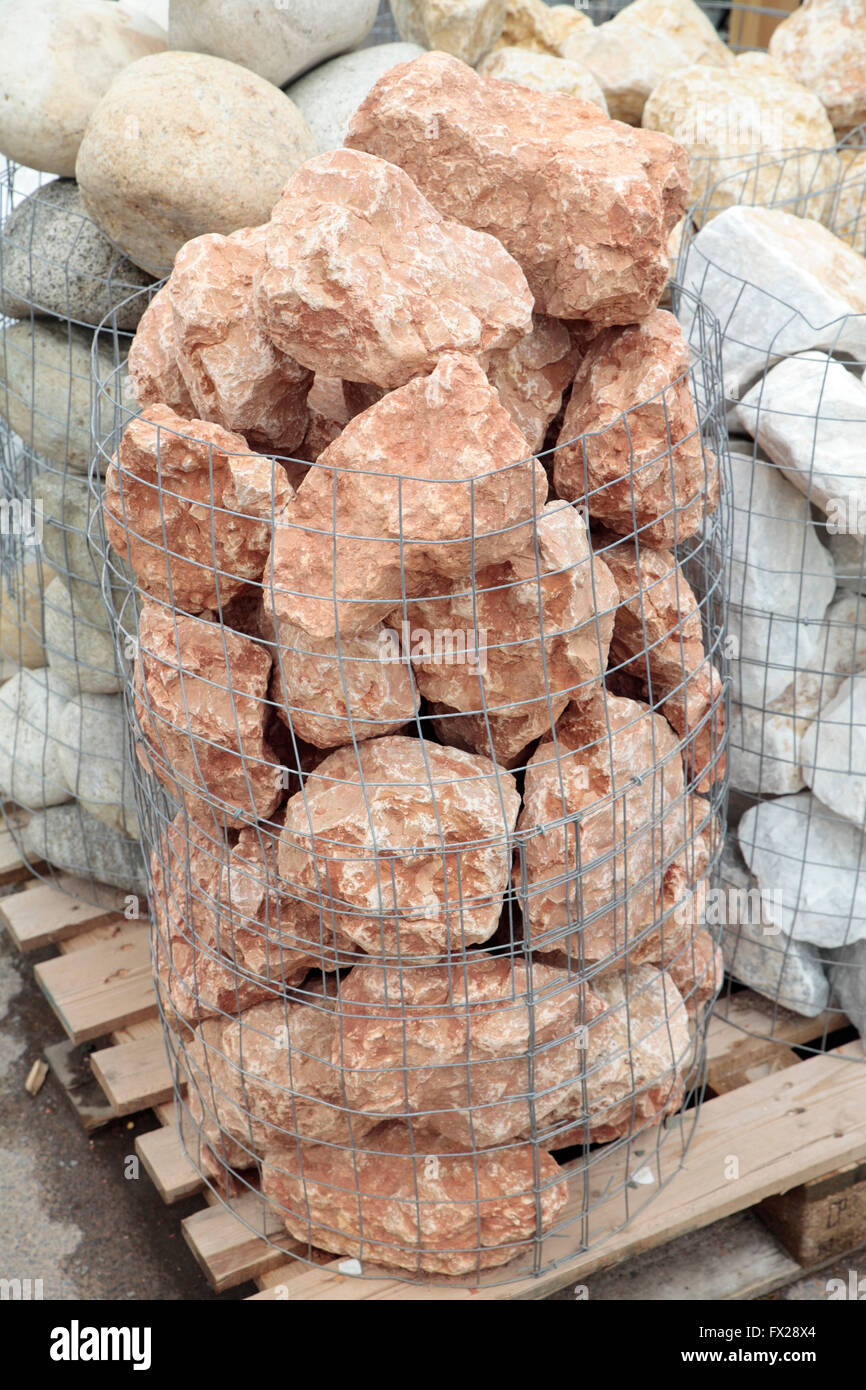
478, 47, 608, 110
21, 802, 146, 893
825, 940, 866, 1046
800, 673, 866, 828
0, 667, 74, 808
389, 0, 507, 64
55, 692, 139, 838
286, 44, 425, 153
43, 576, 121, 695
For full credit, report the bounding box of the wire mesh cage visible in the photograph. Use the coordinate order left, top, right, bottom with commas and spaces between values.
677, 143, 866, 1055
89, 206, 728, 1287
0, 160, 155, 902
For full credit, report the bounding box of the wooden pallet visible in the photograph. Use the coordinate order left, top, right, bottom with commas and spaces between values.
4, 874, 866, 1300
728, 0, 799, 49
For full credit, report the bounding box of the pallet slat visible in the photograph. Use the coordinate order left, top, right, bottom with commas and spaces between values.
0, 877, 128, 951
136, 1126, 203, 1204
90, 1035, 174, 1115
34, 922, 156, 1042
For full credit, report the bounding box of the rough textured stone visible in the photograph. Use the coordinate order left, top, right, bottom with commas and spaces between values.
737, 354, 866, 532
166, 228, 312, 455
826, 940, 866, 1046
719, 834, 830, 1016
105, 404, 292, 613
0, 319, 122, 473
0, 179, 153, 329
22, 802, 146, 892
478, 47, 608, 110
389, 0, 506, 63
278, 736, 520, 958
256, 148, 533, 391
127, 285, 195, 416
770, 0, 866, 135
800, 673, 866, 827
266, 353, 548, 640
35, 468, 100, 586
564, 0, 732, 125
739, 791, 866, 946
0, 666, 73, 807
297, 376, 351, 466
725, 450, 836, 709
832, 148, 866, 256
401, 502, 618, 767
0, 0, 166, 177
679, 208, 866, 399
0, 560, 50, 669
495, 0, 592, 53
643, 63, 838, 225
517, 687, 696, 964
43, 575, 120, 695
134, 603, 283, 826
599, 531, 724, 792
286, 43, 426, 153
338, 955, 690, 1148
55, 692, 139, 838
554, 310, 716, 546
485, 315, 576, 452
347, 51, 690, 323
262, 1119, 568, 1275
75, 51, 318, 277
170, 0, 377, 87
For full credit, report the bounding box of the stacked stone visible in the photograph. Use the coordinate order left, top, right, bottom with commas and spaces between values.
100, 52, 725, 1280
679, 152, 866, 1046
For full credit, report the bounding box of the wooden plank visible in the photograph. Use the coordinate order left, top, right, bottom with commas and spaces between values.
710, 1044, 802, 1095
759, 1157, 866, 1266
90, 1034, 174, 1116
0, 823, 44, 886
34, 922, 156, 1042
136, 1125, 203, 1204
0, 877, 129, 951
247, 1043, 866, 1300
728, 0, 799, 49
705, 990, 847, 1092
183, 1192, 303, 1292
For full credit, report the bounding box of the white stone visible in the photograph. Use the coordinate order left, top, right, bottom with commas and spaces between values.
826, 528, 866, 592
286, 44, 425, 153
678, 206, 866, 400
43, 576, 121, 695
21, 803, 146, 893
725, 450, 836, 707
55, 692, 139, 838
168, 0, 379, 87
389, 0, 507, 64
739, 792, 866, 946
0, 667, 74, 808
477, 47, 608, 109
800, 673, 866, 828
826, 940, 866, 1047
0, 0, 166, 176
737, 354, 866, 534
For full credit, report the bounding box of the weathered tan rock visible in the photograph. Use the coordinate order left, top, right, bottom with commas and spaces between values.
127, 285, 195, 416
642, 63, 839, 225
564, 0, 732, 125
485, 315, 577, 452
389, 0, 506, 63
832, 148, 866, 256
298, 376, 352, 464
266, 353, 548, 640
262, 1119, 569, 1275
278, 736, 520, 958
168, 228, 312, 454
554, 310, 716, 546
347, 52, 690, 323
105, 404, 292, 612
494, 0, 592, 54
400, 502, 619, 767
256, 148, 532, 391
598, 531, 725, 791
770, 0, 866, 135
478, 47, 608, 110
516, 687, 689, 963
135, 603, 283, 825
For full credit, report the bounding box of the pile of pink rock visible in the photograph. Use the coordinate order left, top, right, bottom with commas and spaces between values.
104, 52, 725, 1278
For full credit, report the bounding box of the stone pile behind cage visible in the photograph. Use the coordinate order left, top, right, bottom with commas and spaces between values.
93, 52, 728, 1283
678, 139, 866, 1050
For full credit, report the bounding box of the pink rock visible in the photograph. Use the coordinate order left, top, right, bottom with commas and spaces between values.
169, 227, 313, 455
598, 531, 726, 792
105, 403, 292, 613
278, 735, 520, 958
660, 925, 723, 1019
266, 353, 548, 640
346, 52, 690, 322
485, 316, 577, 452
127, 285, 195, 416
261, 1120, 569, 1276
298, 375, 352, 464
515, 686, 688, 964
179, 1019, 255, 1179
135, 602, 284, 826
554, 310, 717, 546
256, 147, 534, 390
399, 501, 619, 767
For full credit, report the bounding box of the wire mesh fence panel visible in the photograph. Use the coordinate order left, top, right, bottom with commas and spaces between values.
90, 214, 728, 1285
677, 145, 866, 1054
0, 160, 156, 902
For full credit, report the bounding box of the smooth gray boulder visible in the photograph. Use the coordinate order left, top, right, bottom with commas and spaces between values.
0, 666, 74, 807
43, 575, 120, 694
56, 691, 139, 839
286, 43, 425, 152
21, 802, 146, 893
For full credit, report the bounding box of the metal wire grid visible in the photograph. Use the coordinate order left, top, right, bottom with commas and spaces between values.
0, 160, 155, 901
87, 264, 728, 1283
585, 0, 789, 42
676, 145, 866, 1055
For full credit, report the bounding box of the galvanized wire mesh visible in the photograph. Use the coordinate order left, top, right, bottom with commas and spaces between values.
677, 143, 866, 1055
89, 253, 728, 1283
0, 160, 154, 901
